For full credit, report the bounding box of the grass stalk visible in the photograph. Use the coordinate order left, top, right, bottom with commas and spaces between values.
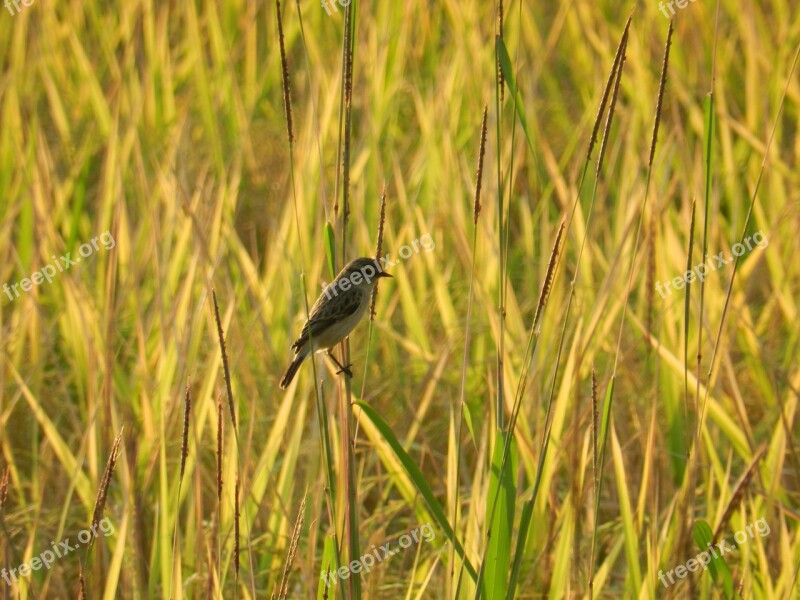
493, 1, 506, 433
476, 17, 631, 600
600, 19, 673, 595
168, 382, 192, 600
275, 1, 344, 597
272, 493, 307, 599
452, 106, 487, 598
335, 0, 361, 597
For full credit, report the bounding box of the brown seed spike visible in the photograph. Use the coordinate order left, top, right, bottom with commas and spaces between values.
212, 289, 237, 430
587, 17, 631, 163
78, 563, 86, 599
275, 494, 306, 599
276, 0, 293, 144
474, 106, 488, 225
649, 21, 674, 168
0, 467, 9, 512
370, 185, 388, 320
180, 382, 191, 481
91, 427, 123, 542
533, 217, 566, 329
497, 0, 504, 101
340, 0, 355, 227
596, 27, 628, 175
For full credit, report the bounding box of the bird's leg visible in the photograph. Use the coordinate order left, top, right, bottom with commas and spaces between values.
325, 350, 353, 378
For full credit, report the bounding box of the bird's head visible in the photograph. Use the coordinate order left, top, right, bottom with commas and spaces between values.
340, 256, 392, 286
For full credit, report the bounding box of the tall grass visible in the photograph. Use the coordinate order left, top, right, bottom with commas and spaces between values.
0, 0, 798, 598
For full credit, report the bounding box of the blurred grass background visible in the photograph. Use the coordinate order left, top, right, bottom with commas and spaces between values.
0, 0, 798, 597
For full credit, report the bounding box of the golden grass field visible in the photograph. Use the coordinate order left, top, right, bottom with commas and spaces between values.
0, 0, 799, 598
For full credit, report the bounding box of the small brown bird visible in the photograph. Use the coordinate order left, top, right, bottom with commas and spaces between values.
280, 257, 391, 389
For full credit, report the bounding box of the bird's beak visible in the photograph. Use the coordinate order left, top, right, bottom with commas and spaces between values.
378, 271, 392, 278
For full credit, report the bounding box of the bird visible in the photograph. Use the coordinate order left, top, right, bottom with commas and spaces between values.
280, 257, 391, 389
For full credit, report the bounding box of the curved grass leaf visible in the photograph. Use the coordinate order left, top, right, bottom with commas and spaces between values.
356, 401, 477, 582
496, 36, 535, 157
325, 221, 336, 279
484, 433, 516, 599
693, 519, 733, 599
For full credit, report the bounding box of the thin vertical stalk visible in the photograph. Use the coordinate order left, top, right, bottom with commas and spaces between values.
452, 107, 487, 598
600, 20, 673, 595
336, 1, 361, 597
493, 0, 505, 433
683, 3, 720, 582
275, 1, 342, 598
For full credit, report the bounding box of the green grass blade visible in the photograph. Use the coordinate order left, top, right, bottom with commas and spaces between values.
597, 376, 616, 498
506, 495, 533, 600
496, 36, 535, 157
325, 220, 336, 279
318, 534, 339, 599
356, 401, 477, 582
484, 433, 515, 599
693, 520, 733, 598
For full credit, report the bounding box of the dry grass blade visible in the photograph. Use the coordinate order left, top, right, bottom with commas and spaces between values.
701, 40, 800, 412
712, 446, 766, 543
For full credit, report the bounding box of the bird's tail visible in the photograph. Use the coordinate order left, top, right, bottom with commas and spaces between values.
280, 351, 307, 389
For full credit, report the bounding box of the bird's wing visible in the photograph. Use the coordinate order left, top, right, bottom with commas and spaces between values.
291, 285, 362, 351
